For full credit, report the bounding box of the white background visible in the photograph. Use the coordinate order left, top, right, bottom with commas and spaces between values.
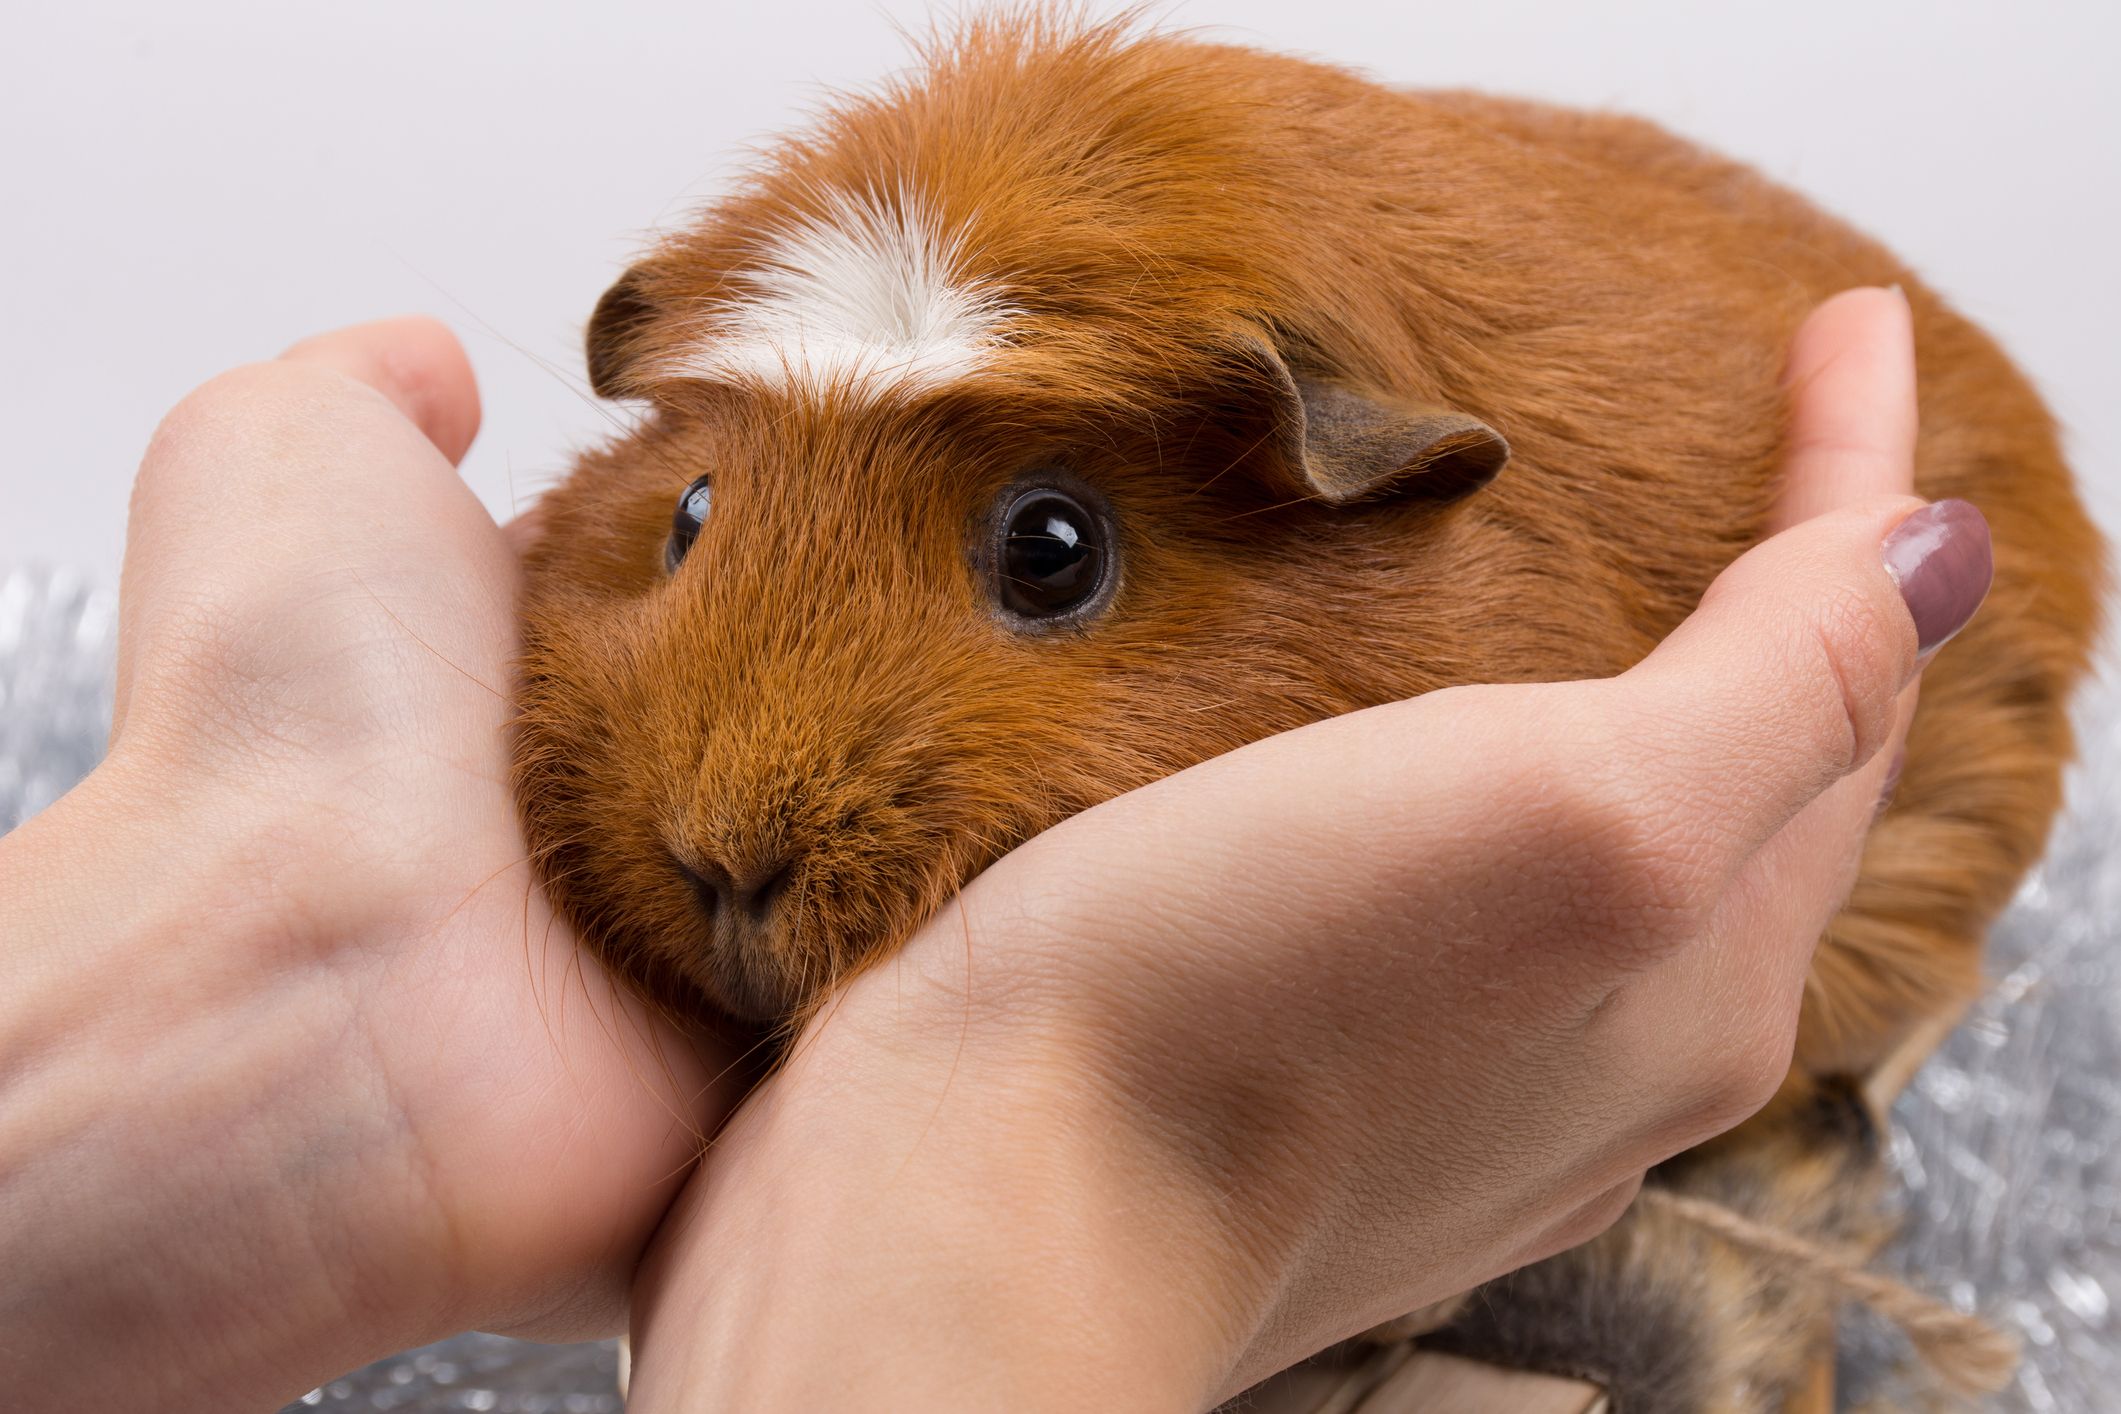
5, 0, 2117, 582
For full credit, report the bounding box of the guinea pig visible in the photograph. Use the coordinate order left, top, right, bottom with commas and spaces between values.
511, 12, 2104, 1407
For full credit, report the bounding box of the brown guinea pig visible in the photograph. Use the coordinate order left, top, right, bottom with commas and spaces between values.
512, 12, 2103, 1405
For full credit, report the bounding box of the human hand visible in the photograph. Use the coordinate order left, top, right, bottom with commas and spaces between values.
622, 287, 1988, 1411
0, 321, 734, 1411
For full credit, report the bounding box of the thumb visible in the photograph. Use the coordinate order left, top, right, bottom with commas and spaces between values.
1581, 281, 1974, 904
1599, 495, 1991, 889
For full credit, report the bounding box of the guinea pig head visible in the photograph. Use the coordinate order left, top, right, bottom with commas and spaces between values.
512, 242, 1509, 1028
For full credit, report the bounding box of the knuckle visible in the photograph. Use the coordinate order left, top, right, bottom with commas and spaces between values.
150, 362, 298, 460
139, 364, 296, 514
1564, 1176, 1643, 1248
1799, 578, 1909, 774
1685, 1014, 1798, 1135
1527, 768, 1718, 968
126, 593, 302, 750
144, 360, 383, 499
1521, 1175, 1644, 1267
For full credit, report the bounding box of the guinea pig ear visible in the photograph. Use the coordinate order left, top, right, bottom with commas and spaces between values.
1237, 341, 1510, 505
585, 266, 659, 399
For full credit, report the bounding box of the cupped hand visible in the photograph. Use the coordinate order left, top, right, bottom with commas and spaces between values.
0, 322, 734, 1411
624, 288, 1984, 1411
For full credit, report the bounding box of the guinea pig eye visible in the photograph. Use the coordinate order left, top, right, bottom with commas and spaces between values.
665, 475, 713, 573
992, 486, 1113, 621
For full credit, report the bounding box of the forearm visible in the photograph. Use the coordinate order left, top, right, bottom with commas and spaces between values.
0, 762, 450, 1411
625, 1010, 1273, 1414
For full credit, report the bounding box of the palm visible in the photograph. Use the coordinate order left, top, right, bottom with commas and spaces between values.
342, 525, 726, 1337
108, 320, 729, 1340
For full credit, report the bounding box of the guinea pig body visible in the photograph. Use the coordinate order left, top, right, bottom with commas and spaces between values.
513, 13, 2104, 1406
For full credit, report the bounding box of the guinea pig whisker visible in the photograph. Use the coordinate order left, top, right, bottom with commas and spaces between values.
587, 964, 706, 1150
391, 251, 730, 521
522, 885, 566, 1073
434, 853, 537, 930
1213, 490, 1326, 524
348, 569, 506, 702
518, 873, 546, 1029
393, 252, 642, 440
598, 978, 712, 1152
1185, 420, 1281, 502
884, 894, 979, 1190
696, 1026, 786, 1106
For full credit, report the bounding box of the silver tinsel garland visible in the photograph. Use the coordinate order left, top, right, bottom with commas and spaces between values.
2, 563, 2113, 1412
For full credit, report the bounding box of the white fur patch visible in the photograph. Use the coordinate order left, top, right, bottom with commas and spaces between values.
661, 188, 1013, 399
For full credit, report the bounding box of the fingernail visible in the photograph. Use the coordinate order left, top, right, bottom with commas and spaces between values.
1881, 500, 1992, 657
1875, 746, 1906, 821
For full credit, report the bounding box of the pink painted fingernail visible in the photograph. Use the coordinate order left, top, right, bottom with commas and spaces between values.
1875, 746, 1906, 821
1882, 500, 1992, 657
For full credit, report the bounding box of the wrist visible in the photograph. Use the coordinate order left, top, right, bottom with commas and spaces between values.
628, 1000, 1279, 1412
0, 759, 461, 1409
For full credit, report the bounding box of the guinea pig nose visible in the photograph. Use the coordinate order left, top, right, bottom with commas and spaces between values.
675, 857, 726, 922
730, 858, 796, 925
676, 854, 795, 927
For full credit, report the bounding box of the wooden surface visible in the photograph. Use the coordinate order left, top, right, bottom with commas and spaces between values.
1865, 1005, 1968, 1112
1235, 1345, 1609, 1414
1359, 1352, 1610, 1413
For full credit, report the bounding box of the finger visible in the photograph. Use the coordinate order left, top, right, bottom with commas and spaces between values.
1584, 285, 1932, 883
120, 359, 464, 603
1599, 495, 1990, 897
122, 318, 484, 596
112, 334, 504, 737
126, 320, 493, 592
279, 316, 482, 465
1593, 288, 1927, 1117
1768, 287, 1917, 532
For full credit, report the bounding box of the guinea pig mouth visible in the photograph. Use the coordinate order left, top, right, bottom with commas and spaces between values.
700, 947, 808, 1026
673, 855, 835, 1024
